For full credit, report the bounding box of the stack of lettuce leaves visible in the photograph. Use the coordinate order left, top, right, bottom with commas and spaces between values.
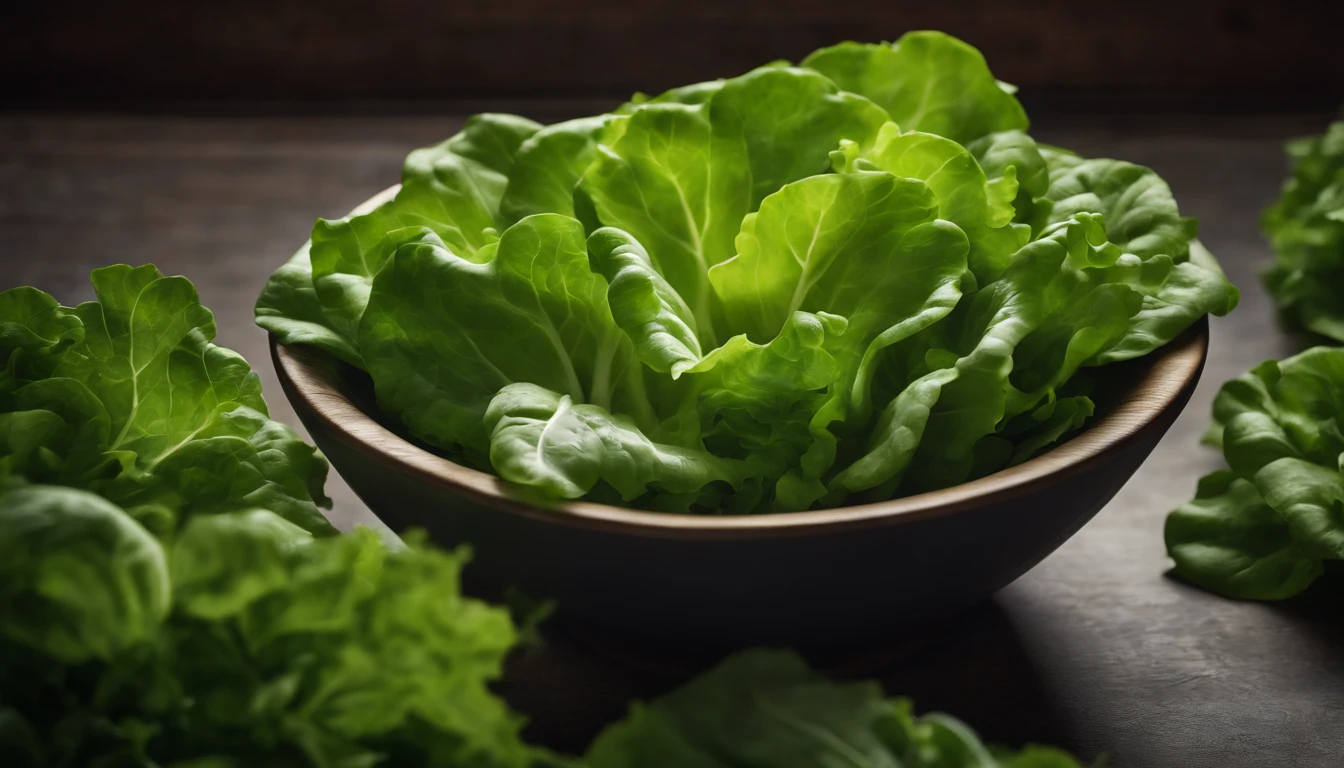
1262, 121, 1344, 341
1166, 346, 1344, 600
0, 268, 538, 766
256, 31, 1239, 514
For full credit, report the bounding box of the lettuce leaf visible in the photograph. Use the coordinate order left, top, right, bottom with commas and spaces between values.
2, 266, 334, 535
0, 485, 539, 768
801, 31, 1029, 145
1261, 122, 1344, 341
1167, 347, 1344, 599
585, 649, 1086, 768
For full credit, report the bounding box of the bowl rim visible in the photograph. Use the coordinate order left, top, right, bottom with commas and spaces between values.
271, 185, 1209, 540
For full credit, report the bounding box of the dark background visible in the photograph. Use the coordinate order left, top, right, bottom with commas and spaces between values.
5, 0, 1343, 110
4, 3, 1344, 767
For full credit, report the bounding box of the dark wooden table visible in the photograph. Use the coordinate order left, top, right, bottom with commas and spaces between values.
3, 110, 1341, 767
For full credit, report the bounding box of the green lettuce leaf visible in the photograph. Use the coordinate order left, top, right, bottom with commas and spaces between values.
357, 215, 657, 459
832, 214, 1146, 498
0, 484, 169, 664
801, 31, 1029, 145
588, 227, 702, 377
1167, 346, 1344, 600
1, 266, 334, 535
1036, 157, 1239, 362
579, 64, 889, 347
253, 34, 1237, 514
256, 114, 543, 365
585, 649, 1086, 768
1220, 349, 1344, 558
847, 123, 1028, 283
501, 116, 609, 223
1166, 470, 1322, 600
1261, 122, 1344, 341
0, 489, 541, 767
484, 382, 746, 501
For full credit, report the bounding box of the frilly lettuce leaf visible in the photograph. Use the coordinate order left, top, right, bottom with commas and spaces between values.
1168, 346, 1344, 600
847, 123, 1029, 283
833, 213, 1147, 498
1166, 470, 1323, 600
501, 115, 610, 223
588, 226, 702, 377
1, 266, 334, 535
1035, 157, 1238, 362
585, 649, 1086, 768
0, 484, 169, 663
1219, 349, 1344, 558
253, 34, 1236, 513
256, 114, 542, 365
485, 382, 747, 501
801, 31, 1029, 145
0, 488, 541, 767
1261, 122, 1344, 341
357, 215, 664, 460
580, 64, 889, 347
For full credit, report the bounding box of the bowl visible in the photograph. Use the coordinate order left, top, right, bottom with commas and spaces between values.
270, 188, 1209, 652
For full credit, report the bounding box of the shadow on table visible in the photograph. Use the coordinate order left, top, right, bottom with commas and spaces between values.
1268, 568, 1344, 648
500, 597, 1076, 756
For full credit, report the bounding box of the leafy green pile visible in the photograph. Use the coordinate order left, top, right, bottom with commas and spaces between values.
2, 265, 333, 536
0, 486, 538, 767
1262, 122, 1344, 341
586, 649, 1085, 768
257, 31, 1238, 513
1166, 346, 1344, 599
0, 268, 539, 766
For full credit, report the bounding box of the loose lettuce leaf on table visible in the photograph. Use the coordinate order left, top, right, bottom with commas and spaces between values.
1, 266, 334, 535
485, 382, 747, 502
585, 649, 1086, 768
253, 33, 1238, 514
0, 485, 541, 768
1261, 122, 1344, 341
1167, 347, 1344, 600
579, 64, 889, 347
0, 484, 169, 664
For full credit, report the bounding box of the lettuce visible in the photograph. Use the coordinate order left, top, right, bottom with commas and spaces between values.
0, 485, 540, 767
586, 649, 1086, 768
257, 31, 1237, 513
0, 269, 543, 766
3, 266, 334, 535
1261, 122, 1344, 340
1166, 347, 1344, 599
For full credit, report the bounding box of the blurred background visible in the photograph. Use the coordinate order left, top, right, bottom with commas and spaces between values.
5, 0, 1343, 109
2, 3, 1343, 766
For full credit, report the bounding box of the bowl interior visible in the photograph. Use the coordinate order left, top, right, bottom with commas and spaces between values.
272, 313, 1207, 536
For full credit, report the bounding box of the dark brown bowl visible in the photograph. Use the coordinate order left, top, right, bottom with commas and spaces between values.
271, 193, 1209, 652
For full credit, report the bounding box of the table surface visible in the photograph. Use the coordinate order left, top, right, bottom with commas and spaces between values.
3, 110, 1342, 767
